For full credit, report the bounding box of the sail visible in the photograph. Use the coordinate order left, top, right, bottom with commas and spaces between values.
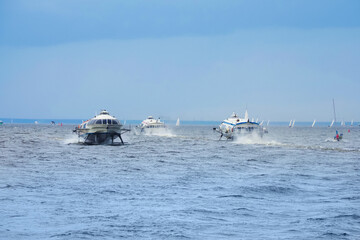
312, 119, 316, 128
351, 120, 354, 126
292, 120, 295, 127
289, 120, 292, 127
176, 118, 180, 126
244, 110, 249, 121
330, 119, 334, 128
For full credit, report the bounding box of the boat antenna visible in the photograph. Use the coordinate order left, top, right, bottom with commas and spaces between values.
332, 98, 336, 123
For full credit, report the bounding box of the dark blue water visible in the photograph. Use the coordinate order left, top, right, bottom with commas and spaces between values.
0, 124, 359, 239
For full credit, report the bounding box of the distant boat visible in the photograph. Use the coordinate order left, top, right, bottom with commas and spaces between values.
34, 121, 38, 124
289, 120, 293, 128
267, 120, 270, 126
330, 98, 337, 128
137, 116, 165, 133
351, 120, 354, 126
176, 118, 180, 126
312, 119, 316, 128
292, 120, 295, 128
341, 120, 345, 126
0, 120, 3, 125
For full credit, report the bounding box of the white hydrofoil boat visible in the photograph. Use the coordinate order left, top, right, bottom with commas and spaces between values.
137, 116, 165, 133
214, 111, 266, 140
74, 110, 129, 145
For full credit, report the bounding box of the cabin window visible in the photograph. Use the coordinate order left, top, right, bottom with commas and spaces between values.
113, 120, 119, 125
102, 119, 107, 124
83, 124, 87, 129
107, 119, 112, 124
96, 120, 102, 124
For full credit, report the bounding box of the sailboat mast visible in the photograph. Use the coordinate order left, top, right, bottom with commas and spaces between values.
332, 98, 336, 123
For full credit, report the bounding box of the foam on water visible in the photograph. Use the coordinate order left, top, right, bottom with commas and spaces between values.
137, 128, 176, 137
232, 132, 281, 146
63, 134, 80, 144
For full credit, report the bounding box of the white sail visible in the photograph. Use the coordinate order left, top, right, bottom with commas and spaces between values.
176, 118, 180, 126
351, 120, 354, 126
330, 119, 334, 128
289, 120, 293, 127
341, 120, 345, 126
244, 110, 249, 121
267, 120, 270, 126
292, 120, 295, 127
312, 119, 316, 128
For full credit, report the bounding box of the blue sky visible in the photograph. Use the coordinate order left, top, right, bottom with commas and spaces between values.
1, 0, 359, 121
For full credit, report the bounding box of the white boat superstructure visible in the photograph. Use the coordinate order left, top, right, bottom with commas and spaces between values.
137, 116, 165, 132
74, 110, 129, 144
214, 111, 266, 140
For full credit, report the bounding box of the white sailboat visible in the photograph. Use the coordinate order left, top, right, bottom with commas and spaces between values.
292, 120, 295, 128
341, 120, 345, 126
330, 98, 336, 128
176, 118, 180, 126
289, 120, 293, 128
312, 119, 316, 128
351, 120, 354, 126
267, 120, 270, 126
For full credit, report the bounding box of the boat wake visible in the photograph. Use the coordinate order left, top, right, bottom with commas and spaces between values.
232, 133, 281, 146
231, 133, 359, 152
63, 135, 80, 145
140, 128, 176, 137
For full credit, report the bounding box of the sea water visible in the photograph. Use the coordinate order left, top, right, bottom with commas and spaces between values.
0, 124, 359, 239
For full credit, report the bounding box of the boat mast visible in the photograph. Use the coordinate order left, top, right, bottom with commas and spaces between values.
332, 98, 336, 123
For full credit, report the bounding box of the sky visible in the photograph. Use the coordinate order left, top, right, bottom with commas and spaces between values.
0, 0, 359, 121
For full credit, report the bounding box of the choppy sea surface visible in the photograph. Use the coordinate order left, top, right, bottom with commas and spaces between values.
0, 124, 359, 239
